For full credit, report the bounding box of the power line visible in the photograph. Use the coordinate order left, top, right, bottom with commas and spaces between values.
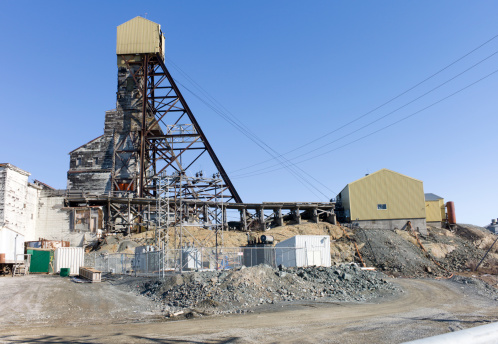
231, 68, 498, 179
229, 33, 498, 174
231, 49, 498, 177
166, 57, 336, 196
172, 78, 334, 199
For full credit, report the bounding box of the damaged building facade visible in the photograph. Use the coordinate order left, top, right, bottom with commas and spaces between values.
0, 163, 102, 247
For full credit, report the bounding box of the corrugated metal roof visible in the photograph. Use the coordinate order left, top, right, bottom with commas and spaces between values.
425, 193, 443, 201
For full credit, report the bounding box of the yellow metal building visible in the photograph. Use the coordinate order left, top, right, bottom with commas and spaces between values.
337, 169, 426, 229
425, 193, 446, 225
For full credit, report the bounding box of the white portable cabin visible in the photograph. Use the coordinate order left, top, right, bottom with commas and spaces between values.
275, 235, 331, 268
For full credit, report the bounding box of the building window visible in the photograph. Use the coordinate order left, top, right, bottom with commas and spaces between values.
76, 158, 82, 166
94, 157, 99, 165
377, 204, 387, 210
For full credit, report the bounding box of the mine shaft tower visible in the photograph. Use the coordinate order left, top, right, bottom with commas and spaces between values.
114, 17, 241, 202
66, 17, 336, 235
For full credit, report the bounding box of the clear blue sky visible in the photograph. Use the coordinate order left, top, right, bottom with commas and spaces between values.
1, 1, 497, 226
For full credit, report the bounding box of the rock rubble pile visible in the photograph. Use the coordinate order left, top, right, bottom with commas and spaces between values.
136, 263, 400, 316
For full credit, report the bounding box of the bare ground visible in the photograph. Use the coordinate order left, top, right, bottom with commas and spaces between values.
0, 275, 497, 343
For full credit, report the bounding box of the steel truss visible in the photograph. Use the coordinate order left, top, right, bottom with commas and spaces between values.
112, 52, 241, 204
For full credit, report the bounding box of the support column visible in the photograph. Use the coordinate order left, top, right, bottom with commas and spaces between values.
127, 198, 131, 235
275, 208, 284, 227
241, 209, 247, 231
312, 207, 319, 223
326, 208, 337, 224
293, 207, 301, 225
203, 204, 209, 224
259, 207, 265, 231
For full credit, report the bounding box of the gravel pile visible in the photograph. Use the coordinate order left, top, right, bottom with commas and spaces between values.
355, 229, 443, 277
450, 275, 498, 301
354, 225, 497, 277
135, 264, 400, 316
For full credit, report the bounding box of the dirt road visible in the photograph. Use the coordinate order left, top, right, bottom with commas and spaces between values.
0, 275, 497, 343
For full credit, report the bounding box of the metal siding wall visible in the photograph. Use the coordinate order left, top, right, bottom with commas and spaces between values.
350, 170, 425, 220
341, 186, 351, 220
440, 200, 446, 221
298, 235, 330, 267
54, 247, 84, 275
117, 17, 161, 55
276, 236, 299, 267
276, 235, 330, 267
426, 200, 444, 222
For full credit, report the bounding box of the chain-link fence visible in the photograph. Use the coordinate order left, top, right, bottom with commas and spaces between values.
84, 246, 306, 276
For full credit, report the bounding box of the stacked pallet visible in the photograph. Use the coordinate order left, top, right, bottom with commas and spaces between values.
79, 267, 102, 282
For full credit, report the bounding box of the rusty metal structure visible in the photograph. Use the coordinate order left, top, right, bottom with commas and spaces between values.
66, 17, 242, 233
112, 17, 241, 202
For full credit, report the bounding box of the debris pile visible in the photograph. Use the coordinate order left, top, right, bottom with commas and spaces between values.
135, 264, 400, 316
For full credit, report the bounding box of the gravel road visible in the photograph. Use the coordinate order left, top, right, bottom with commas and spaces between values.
0, 274, 497, 343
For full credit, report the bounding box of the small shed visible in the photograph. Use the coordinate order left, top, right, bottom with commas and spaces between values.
275, 235, 331, 268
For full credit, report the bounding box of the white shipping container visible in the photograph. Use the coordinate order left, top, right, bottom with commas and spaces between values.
0, 227, 25, 262
54, 247, 84, 275
275, 235, 331, 268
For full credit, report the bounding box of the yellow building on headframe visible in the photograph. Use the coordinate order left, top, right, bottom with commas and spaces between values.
424, 193, 446, 227
336, 169, 426, 230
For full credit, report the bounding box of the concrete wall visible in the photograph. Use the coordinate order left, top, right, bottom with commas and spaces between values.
35, 194, 102, 247
356, 218, 427, 231
25, 184, 39, 240
35, 195, 71, 242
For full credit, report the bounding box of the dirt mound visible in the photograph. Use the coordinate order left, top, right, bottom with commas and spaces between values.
92, 221, 345, 255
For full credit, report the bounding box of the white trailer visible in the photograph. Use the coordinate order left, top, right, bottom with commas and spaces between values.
275, 235, 331, 268
0, 227, 25, 274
